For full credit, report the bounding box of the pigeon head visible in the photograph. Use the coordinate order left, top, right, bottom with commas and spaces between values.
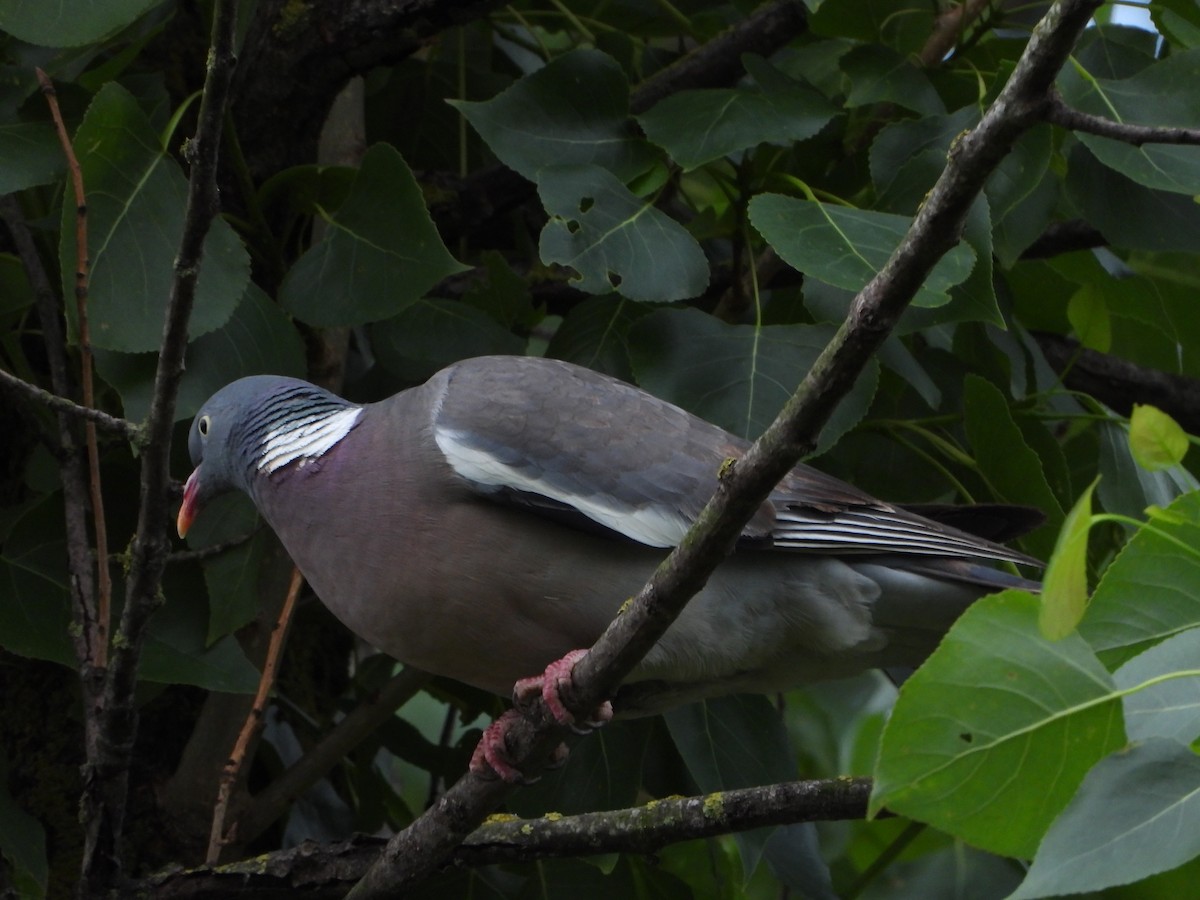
177, 375, 361, 537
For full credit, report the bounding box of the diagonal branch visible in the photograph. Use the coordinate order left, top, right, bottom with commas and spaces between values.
1045, 92, 1200, 145
348, 1, 1104, 897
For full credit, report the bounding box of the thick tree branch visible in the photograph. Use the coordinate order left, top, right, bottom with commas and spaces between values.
1045, 93, 1200, 145
78, 1, 242, 891
0, 357, 142, 442
348, 1, 1103, 897
141, 777, 872, 898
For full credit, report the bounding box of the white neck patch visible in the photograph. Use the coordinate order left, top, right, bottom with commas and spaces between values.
258, 406, 362, 474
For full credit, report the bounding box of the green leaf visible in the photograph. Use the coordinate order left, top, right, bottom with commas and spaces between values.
1067, 283, 1112, 352
1066, 145, 1200, 252
280, 143, 468, 326
870, 107, 977, 209
369, 298, 525, 383
1011, 739, 1200, 898
748, 194, 976, 308
61, 82, 249, 351
96, 283, 306, 423
0, 0, 164, 47
1097, 421, 1198, 522
451, 49, 655, 181
1059, 50, 1200, 194
538, 165, 709, 302
508, 720, 654, 818
546, 295, 649, 381
1115, 628, 1200, 744
840, 44, 944, 115
637, 56, 836, 171
0, 122, 62, 193
183, 491, 269, 644
628, 308, 878, 447
665, 695, 829, 887
962, 375, 1063, 560
1040, 479, 1098, 640
0, 497, 72, 667
0, 751, 47, 899
871, 591, 1126, 858
1129, 404, 1189, 472
1080, 491, 1200, 668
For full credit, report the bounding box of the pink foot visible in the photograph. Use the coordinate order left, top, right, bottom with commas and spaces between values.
469, 710, 526, 783
513, 649, 614, 733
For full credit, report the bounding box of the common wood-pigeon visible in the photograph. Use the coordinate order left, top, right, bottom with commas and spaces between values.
179, 356, 1040, 779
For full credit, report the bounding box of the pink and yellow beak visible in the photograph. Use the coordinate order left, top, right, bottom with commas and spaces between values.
177, 469, 201, 538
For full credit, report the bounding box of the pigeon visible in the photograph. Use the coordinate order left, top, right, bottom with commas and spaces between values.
179, 355, 1040, 779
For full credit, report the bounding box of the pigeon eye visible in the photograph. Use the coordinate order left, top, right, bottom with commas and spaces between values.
198, 415, 211, 437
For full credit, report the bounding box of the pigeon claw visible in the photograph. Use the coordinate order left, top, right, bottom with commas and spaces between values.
513, 649, 614, 734
469, 710, 535, 784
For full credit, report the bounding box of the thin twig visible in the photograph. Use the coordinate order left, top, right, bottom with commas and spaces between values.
1045, 93, 1200, 145
207, 568, 304, 864
78, 0, 242, 890
38, 67, 111, 670
0, 366, 141, 441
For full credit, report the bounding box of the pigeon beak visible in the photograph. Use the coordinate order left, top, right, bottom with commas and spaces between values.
177, 468, 201, 538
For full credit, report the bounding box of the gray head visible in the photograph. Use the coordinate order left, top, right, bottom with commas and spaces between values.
178, 375, 358, 537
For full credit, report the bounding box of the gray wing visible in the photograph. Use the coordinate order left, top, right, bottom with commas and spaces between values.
430, 356, 1038, 567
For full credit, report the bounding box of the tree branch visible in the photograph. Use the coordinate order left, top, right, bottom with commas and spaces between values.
140, 777, 872, 898
1033, 331, 1200, 435
0, 366, 142, 442
348, 1, 1103, 897
1045, 92, 1200, 145
78, 0, 242, 891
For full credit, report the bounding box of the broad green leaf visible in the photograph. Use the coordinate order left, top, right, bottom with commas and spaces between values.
0, 752, 46, 899
871, 591, 1126, 859
281, 144, 467, 326
1059, 50, 1200, 194
538, 165, 708, 302
147, 568, 259, 692
985, 124, 1053, 228
962, 375, 1063, 560
1153, 0, 1200, 49
628, 308, 879, 448
1011, 739, 1200, 898
451, 49, 655, 181
840, 44, 944, 115
637, 56, 836, 171
61, 83, 249, 351
508, 720, 654, 818
462, 252, 541, 331
1129, 404, 1189, 472
664, 695, 822, 883
1080, 491, 1200, 668
808, 0, 934, 55
1066, 146, 1200, 252
0, 122, 62, 193
1067, 283, 1112, 352
0, 497, 72, 667
1040, 479, 1098, 640
182, 490, 269, 644
748, 194, 976, 308
1097, 421, 1198, 522
369, 298, 525, 383
95, 283, 306, 423
869, 107, 977, 210
0, 0, 163, 47
1115, 628, 1200, 743
546, 295, 649, 381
